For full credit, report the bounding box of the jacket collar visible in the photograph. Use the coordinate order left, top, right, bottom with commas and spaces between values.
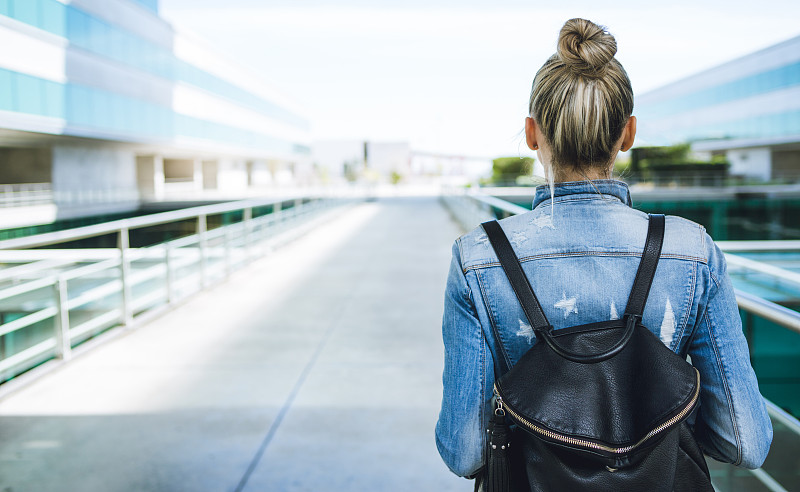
532, 179, 632, 210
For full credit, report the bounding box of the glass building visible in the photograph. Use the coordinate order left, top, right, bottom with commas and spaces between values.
635, 34, 800, 182
0, 0, 310, 227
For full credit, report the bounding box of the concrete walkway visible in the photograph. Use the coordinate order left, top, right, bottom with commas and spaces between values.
0, 197, 468, 492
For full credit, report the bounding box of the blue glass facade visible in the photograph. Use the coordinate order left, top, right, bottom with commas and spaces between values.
639, 62, 800, 120
0, 67, 306, 155
689, 110, 800, 142
132, 0, 158, 13
0, 0, 309, 154
636, 36, 800, 147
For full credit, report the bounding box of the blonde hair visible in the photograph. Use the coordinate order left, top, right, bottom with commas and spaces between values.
529, 18, 633, 180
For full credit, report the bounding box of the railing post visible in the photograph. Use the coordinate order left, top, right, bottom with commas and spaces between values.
118, 228, 133, 327
294, 198, 303, 220
165, 243, 174, 304
224, 227, 232, 277
198, 214, 208, 288
53, 276, 72, 360
274, 201, 282, 230
243, 207, 253, 262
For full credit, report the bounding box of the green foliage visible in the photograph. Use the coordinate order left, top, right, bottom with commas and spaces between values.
390, 171, 403, 185
343, 159, 361, 182
490, 157, 535, 185
631, 144, 728, 170
632, 144, 691, 168
613, 159, 631, 176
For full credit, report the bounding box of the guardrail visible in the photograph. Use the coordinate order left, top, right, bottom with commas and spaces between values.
441, 189, 800, 492
0, 183, 53, 207
439, 190, 528, 229
0, 195, 352, 385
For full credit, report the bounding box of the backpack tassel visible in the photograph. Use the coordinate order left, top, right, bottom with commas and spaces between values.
485, 404, 512, 492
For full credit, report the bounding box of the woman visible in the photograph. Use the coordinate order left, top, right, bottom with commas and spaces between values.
435, 18, 772, 483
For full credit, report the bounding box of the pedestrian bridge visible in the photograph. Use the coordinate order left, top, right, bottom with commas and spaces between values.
0, 194, 798, 491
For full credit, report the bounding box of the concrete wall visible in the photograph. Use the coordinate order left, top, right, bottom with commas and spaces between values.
217, 158, 248, 192
727, 147, 772, 181
248, 160, 272, 186
312, 140, 363, 177
366, 142, 411, 177
163, 158, 195, 181
773, 150, 800, 181
52, 144, 137, 195
0, 147, 52, 183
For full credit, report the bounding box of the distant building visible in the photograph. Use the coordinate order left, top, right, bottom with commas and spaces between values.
0, 0, 310, 227
636, 35, 800, 182
311, 139, 491, 186
366, 141, 412, 178
410, 152, 493, 184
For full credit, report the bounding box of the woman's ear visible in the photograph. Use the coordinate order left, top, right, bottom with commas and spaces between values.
525, 117, 539, 151
620, 116, 637, 152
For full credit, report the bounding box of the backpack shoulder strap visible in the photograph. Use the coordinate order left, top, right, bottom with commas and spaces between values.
623, 214, 666, 319
481, 220, 551, 334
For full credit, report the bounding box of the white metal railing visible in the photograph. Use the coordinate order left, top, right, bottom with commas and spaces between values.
0, 195, 353, 383
439, 189, 528, 229
441, 190, 800, 492
0, 183, 53, 207
52, 188, 141, 205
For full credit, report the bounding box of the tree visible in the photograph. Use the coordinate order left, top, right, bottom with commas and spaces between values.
489, 157, 535, 185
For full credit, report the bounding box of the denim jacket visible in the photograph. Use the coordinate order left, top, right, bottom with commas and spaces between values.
435, 180, 773, 477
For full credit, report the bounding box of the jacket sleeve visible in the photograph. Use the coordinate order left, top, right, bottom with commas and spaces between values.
688, 239, 773, 469
435, 240, 492, 477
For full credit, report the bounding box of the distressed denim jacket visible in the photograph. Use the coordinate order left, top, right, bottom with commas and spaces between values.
435, 180, 773, 477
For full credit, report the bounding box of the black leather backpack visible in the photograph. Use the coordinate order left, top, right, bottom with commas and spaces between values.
478, 214, 713, 492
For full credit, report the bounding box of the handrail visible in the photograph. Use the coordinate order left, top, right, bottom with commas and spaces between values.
735, 290, 800, 335
766, 400, 800, 437
0, 196, 350, 387
467, 192, 530, 216
0, 195, 308, 250
725, 254, 800, 289
718, 240, 800, 252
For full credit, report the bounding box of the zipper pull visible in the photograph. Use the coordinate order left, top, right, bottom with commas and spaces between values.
493, 387, 505, 417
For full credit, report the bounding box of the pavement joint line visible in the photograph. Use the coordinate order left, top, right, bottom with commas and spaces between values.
233, 217, 375, 492
233, 289, 351, 492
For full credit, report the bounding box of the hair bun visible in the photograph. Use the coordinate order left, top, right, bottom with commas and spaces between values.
557, 18, 617, 77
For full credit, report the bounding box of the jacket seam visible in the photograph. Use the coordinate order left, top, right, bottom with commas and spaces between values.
709, 269, 721, 290
703, 306, 744, 466
456, 236, 467, 270
673, 260, 697, 353
700, 225, 707, 256
534, 195, 624, 208
479, 319, 487, 469
464, 252, 707, 272
476, 270, 512, 369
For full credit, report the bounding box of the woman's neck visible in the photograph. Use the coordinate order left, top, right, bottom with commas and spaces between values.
554, 168, 612, 183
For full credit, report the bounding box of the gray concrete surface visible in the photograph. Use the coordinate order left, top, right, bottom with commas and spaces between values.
0, 197, 469, 492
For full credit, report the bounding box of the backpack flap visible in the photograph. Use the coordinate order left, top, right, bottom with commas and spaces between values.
494, 319, 700, 468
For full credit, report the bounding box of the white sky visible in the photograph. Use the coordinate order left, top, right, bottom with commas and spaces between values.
160, 0, 800, 159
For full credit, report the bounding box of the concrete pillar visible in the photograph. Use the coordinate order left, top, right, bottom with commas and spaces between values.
136, 155, 164, 200
193, 158, 203, 192
246, 161, 254, 187
202, 160, 218, 190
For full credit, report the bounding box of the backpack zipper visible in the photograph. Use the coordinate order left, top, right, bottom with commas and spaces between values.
494, 368, 700, 455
